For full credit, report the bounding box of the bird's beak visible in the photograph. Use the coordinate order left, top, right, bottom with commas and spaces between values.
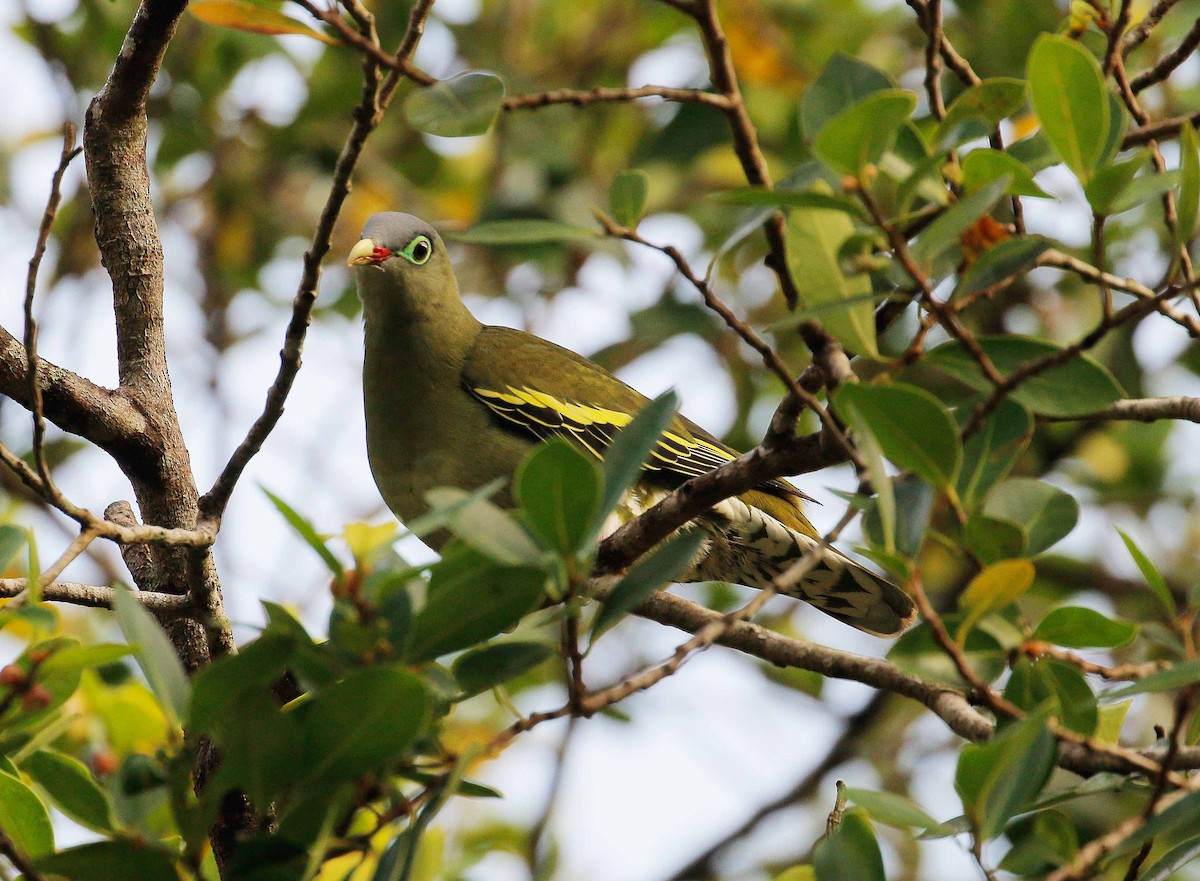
347, 238, 392, 267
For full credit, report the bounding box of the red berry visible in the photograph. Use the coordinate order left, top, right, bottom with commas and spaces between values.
0, 664, 26, 688
91, 750, 119, 777
21, 684, 52, 710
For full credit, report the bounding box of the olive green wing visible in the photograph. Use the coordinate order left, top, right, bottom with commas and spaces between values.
462, 326, 806, 502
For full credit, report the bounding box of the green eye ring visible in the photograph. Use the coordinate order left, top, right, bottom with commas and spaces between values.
401, 235, 434, 265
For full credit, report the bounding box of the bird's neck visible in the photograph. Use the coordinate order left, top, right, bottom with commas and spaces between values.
362, 297, 482, 401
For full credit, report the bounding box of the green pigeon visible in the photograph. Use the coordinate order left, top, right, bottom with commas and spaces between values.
349, 212, 915, 637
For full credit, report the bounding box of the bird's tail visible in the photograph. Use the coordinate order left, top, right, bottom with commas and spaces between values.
696, 496, 917, 638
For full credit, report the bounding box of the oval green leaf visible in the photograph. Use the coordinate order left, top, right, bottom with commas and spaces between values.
610, 170, 649, 228
0, 771, 53, 859
835, 382, 962, 489
961, 149, 1052, 199
452, 641, 554, 696
785, 200, 879, 358
1033, 606, 1137, 649
24, 749, 116, 833
516, 438, 602, 556
924, 335, 1124, 417
448, 219, 598, 245
1027, 35, 1110, 182
300, 664, 430, 783
814, 89, 917, 175
408, 555, 547, 662
984, 478, 1079, 555
404, 70, 506, 138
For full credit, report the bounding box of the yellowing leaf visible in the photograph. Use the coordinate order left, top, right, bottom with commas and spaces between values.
342, 521, 398, 567
189, 1, 340, 45
957, 559, 1035, 645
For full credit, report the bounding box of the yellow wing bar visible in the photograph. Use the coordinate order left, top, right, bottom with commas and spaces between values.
470, 385, 737, 477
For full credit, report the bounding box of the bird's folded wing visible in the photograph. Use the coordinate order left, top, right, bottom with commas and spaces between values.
461, 326, 807, 501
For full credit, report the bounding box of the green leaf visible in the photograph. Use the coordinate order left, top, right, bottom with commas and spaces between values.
955, 235, 1052, 297
610, 170, 649, 228
0, 771, 53, 858
38, 841, 179, 881
263, 487, 344, 579
188, 0, 339, 44
843, 787, 936, 830
591, 530, 707, 642
1026, 35, 1110, 182
516, 439, 602, 556
862, 475, 932, 558
0, 525, 27, 571
1117, 528, 1174, 615
24, 749, 115, 833
113, 588, 191, 728
40, 643, 135, 674
910, 177, 1010, 268
1108, 169, 1183, 215
813, 90, 916, 175
834, 383, 962, 489
957, 559, 1035, 644
935, 78, 1027, 148
889, 615, 1006, 686
596, 392, 678, 526
451, 641, 554, 695
924, 335, 1124, 417
813, 810, 885, 881
448, 219, 597, 245
956, 399, 1032, 511
964, 513, 1027, 564
785, 201, 878, 358
1004, 658, 1097, 735
956, 710, 1056, 840
1083, 153, 1145, 214
1140, 833, 1200, 881
404, 70, 505, 137
1105, 658, 1200, 699
801, 53, 894, 138
1109, 789, 1200, 861
300, 664, 430, 783
713, 187, 869, 220
1099, 91, 1129, 169
1033, 606, 1137, 649
408, 556, 546, 662
961, 149, 1052, 198
424, 487, 543, 565
984, 478, 1079, 555
1178, 121, 1199, 247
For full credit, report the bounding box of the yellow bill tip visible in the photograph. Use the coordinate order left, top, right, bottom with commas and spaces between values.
347, 238, 379, 267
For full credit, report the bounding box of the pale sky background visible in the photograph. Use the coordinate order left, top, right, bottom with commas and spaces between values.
2, 2, 1200, 880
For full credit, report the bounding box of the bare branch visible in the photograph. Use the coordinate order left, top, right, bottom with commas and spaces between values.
1130, 14, 1200, 91
1040, 395, 1200, 424
1122, 0, 1185, 55
0, 578, 192, 614
1123, 108, 1200, 147
504, 85, 732, 111
24, 123, 81, 510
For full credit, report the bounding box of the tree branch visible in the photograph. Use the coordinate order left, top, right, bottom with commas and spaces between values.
0, 578, 192, 613
504, 84, 732, 111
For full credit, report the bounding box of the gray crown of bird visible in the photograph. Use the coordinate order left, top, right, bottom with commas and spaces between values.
349, 212, 915, 638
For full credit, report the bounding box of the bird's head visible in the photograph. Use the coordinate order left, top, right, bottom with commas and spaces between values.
348, 212, 459, 320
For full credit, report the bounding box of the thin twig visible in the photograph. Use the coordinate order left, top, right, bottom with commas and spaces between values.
504, 84, 732, 111
1122, 0, 1184, 55
1130, 14, 1200, 92
0, 832, 47, 881
0, 578, 192, 613
24, 123, 80, 508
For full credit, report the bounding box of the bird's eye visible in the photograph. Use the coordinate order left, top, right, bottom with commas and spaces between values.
404, 235, 433, 265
